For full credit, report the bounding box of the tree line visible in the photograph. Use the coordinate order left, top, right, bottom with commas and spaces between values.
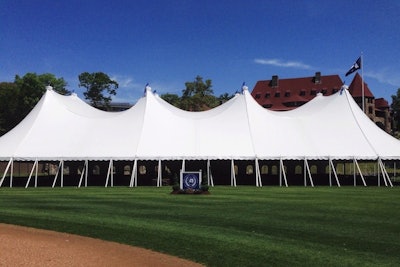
0, 73, 233, 136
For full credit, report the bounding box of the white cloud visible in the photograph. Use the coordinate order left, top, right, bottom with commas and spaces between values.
365, 69, 400, 88
254, 58, 312, 70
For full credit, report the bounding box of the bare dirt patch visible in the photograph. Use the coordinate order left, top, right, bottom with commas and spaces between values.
0, 223, 204, 267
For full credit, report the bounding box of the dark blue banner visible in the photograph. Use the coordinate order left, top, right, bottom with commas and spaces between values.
180, 171, 201, 190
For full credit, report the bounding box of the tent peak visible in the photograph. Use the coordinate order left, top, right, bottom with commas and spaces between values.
45, 85, 53, 91
241, 83, 249, 92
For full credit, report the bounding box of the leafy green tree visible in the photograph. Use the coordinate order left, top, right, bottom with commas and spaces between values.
0, 82, 20, 135
78, 72, 119, 109
161, 93, 181, 107
0, 73, 69, 136
180, 75, 218, 111
391, 88, 400, 134
161, 76, 234, 111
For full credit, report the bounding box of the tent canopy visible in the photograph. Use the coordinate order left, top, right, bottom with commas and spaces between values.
0, 85, 399, 161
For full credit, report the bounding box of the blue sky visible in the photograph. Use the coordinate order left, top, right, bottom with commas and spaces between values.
1, 0, 399, 104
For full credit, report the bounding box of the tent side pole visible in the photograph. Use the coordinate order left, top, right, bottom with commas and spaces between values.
329, 159, 340, 187
207, 159, 214, 187
255, 158, 262, 187
78, 161, 87, 188
11, 160, 14, 187
129, 159, 137, 187
9, 160, 14, 188
304, 159, 307, 186
105, 160, 113, 187
0, 158, 13, 188
280, 158, 288, 187
181, 159, 185, 172
378, 159, 387, 186
379, 159, 393, 187
34, 159, 38, 188
85, 160, 88, 187
279, 160, 282, 187
231, 159, 236, 187
354, 158, 366, 186
328, 158, 332, 186
26, 160, 38, 188
377, 161, 381, 186
157, 159, 162, 187
61, 160, 64, 188
353, 159, 356, 186
52, 161, 63, 188
304, 159, 314, 187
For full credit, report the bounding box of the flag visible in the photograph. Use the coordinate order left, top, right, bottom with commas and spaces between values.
345, 57, 361, 76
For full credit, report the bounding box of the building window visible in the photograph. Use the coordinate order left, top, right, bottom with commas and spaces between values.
310, 90, 317, 96
271, 165, 278, 175
321, 89, 327, 95
285, 91, 290, 97
263, 104, 272, 108
295, 165, 302, 174
368, 106, 373, 114
124, 165, 131, 175
139, 165, 146, 175
261, 165, 268, 174
246, 165, 254, 175
275, 92, 280, 97
255, 94, 261, 99
265, 92, 270, 98
310, 165, 318, 174
93, 165, 100, 175
332, 88, 339, 94
300, 90, 306, 96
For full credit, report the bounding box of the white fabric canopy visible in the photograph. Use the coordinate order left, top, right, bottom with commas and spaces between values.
0, 85, 399, 161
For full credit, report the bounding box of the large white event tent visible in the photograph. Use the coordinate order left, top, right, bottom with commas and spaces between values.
0, 85, 398, 188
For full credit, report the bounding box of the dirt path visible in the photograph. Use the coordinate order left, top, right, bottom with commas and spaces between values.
0, 224, 205, 267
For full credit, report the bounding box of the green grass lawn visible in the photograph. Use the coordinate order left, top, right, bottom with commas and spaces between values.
0, 186, 399, 266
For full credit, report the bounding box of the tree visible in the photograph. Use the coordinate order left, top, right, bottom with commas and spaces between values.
161, 75, 234, 111
0, 82, 20, 135
78, 72, 118, 109
160, 93, 181, 107
180, 75, 218, 111
391, 88, 400, 135
0, 73, 69, 136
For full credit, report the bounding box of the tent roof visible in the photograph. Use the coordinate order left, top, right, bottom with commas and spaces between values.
0, 85, 399, 161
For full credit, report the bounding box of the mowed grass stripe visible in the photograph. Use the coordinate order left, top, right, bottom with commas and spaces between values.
0, 186, 399, 266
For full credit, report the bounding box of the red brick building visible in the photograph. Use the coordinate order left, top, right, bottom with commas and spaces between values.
251, 72, 391, 133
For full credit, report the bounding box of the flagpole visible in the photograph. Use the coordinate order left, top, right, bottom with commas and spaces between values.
361, 52, 364, 113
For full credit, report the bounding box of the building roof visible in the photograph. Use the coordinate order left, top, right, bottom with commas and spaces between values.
375, 98, 390, 109
251, 73, 343, 110
347, 73, 374, 98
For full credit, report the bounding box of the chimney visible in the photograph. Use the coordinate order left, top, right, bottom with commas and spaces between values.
270, 75, 279, 87
314, 72, 321, 84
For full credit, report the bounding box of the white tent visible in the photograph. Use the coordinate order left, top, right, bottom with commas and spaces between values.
0, 85, 398, 187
